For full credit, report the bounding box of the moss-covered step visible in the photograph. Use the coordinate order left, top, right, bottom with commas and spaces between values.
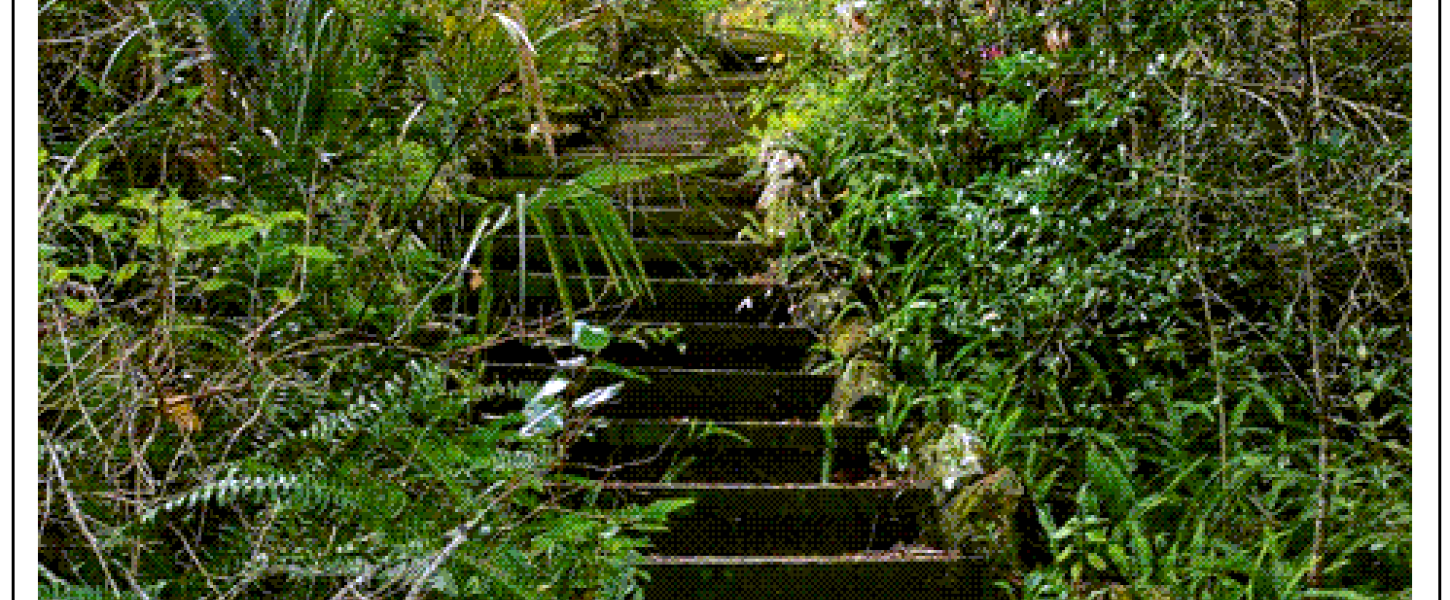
637, 514, 927, 557
491, 153, 748, 177
476, 364, 835, 419
660, 73, 774, 94
532, 205, 753, 236
564, 423, 887, 485
486, 236, 768, 275
487, 273, 790, 299
575, 482, 934, 516
637, 554, 983, 600
479, 273, 795, 322
473, 323, 816, 370
561, 483, 934, 556
571, 110, 749, 153
636, 92, 751, 113
579, 419, 875, 450
468, 176, 761, 205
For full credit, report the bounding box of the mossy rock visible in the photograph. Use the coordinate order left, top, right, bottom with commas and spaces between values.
828, 355, 889, 421
826, 316, 872, 358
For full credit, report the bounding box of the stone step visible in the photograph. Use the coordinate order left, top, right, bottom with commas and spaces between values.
581, 206, 753, 236
491, 153, 748, 178
470, 176, 762, 206
474, 338, 809, 371
565, 420, 882, 483
637, 554, 983, 600
581, 419, 873, 450
558, 482, 935, 557
489, 273, 790, 300
483, 273, 794, 322
474, 323, 816, 370
475, 364, 836, 419
617, 322, 816, 348
577, 481, 935, 516
637, 514, 927, 557
569, 130, 746, 155
714, 26, 811, 57
640, 92, 752, 112
661, 73, 774, 94
485, 236, 768, 277
564, 444, 871, 485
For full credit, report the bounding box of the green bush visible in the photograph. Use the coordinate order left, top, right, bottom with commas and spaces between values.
38, 0, 722, 597
755, 0, 1410, 597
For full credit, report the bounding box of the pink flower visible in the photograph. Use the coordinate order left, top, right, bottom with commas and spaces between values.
980, 45, 1006, 60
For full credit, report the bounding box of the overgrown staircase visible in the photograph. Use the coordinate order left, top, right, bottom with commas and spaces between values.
469, 52, 986, 600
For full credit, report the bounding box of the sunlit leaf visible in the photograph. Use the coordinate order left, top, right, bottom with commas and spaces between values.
572, 320, 613, 352
573, 382, 624, 409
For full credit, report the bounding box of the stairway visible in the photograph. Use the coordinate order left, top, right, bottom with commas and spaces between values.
468, 61, 987, 600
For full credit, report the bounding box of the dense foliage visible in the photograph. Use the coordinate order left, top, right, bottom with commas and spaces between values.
36, 0, 1412, 598
747, 0, 1409, 597
39, 1, 731, 597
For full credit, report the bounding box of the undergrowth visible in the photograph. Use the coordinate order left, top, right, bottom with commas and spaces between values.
743, 0, 1410, 598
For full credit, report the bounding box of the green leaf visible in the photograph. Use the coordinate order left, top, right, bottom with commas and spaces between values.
78, 158, 102, 183
572, 320, 613, 352
587, 360, 651, 383
113, 262, 142, 283
219, 213, 263, 228
78, 212, 124, 235
573, 383, 624, 409
272, 287, 298, 304
200, 278, 237, 292
640, 497, 695, 520
440, 334, 492, 351
69, 264, 108, 283
1085, 440, 1136, 522
102, 25, 149, 93
62, 298, 95, 316
1106, 543, 1131, 572
263, 211, 308, 227
287, 245, 339, 263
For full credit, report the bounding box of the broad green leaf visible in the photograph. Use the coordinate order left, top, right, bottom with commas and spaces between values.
200, 278, 237, 292
69, 264, 108, 283
572, 320, 613, 352
62, 298, 95, 316
113, 262, 142, 283
78, 212, 124, 234
287, 245, 339, 263
1085, 441, 1136, 522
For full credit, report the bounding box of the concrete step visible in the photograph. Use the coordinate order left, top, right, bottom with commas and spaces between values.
637, 554, 983, 600
579, 419, 872, 451
581, 481, 934, 516
640, 92, 752, 113
470, 177, 762, 207
475, 364, 836, 419
474, 323, 816, 370
556, 482, 935, 556
485, 236, 769, 277
483, 273, 794, 322
491, 153, 748, 177
661, 73, 775, 94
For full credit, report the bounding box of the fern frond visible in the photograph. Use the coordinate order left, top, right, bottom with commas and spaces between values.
277, 397, 386, 448
142, 469, 365, 523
